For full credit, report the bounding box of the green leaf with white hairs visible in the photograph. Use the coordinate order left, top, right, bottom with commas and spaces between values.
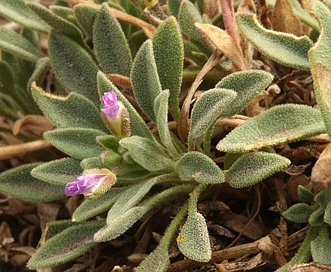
225, 152, 291, 188
31, 158, 82, 186
153, 16, 183, 119
315, 189, 331, 209
136, 245, 168, 272
49, 31, 99, 106
0, 93, 20, 119
44, 128, 107, 160
97, 71, 154, 140
178, 0, 206, 47
27, 57, 50, 91
309, 207, 325, 226
175, 151, 224, 184
26, 1, 86, 49
215, 70, 274, 116
154, 90, 180, 158
236, 12, 313, 70
74, 4, 98, 39
120, 136, 174, 172
298, 185, 315, 203
93, 3, 132, 76
189, 88, 237, 140
131, 39, 162, 122
27, 220, 105, 269
177, 212, 211, 262
309, 2, 331, 138
0, 28, 42, 62
324, 202, 331, 226
72, 187, 125, 222
0, 163, 65, 202
106, 180, 158, 225
94, 206, 147, 242
50, 5, 77, 26
217, 104, 325, 152
310, 224, 331, 264
0, 0, 50, 33
32, 84, 107, 132
283, 203, 316, 223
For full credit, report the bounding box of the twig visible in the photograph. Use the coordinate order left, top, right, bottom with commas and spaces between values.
0, 139, 52, 160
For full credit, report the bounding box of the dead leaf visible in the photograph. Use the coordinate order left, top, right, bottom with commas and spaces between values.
194, 23, 248, 70
272, 0, 302, 36
204, 0, 221, 19
311, 143, 331, 191
13, 115, 55, 136
285, 174, 310, 202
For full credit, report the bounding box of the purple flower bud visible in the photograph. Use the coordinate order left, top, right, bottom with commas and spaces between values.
101, 91, 120, 118
101, 91, 131, 138
65, 169, 117, 197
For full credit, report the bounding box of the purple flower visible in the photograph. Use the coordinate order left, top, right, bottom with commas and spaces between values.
65, 169, 117, 197
101, 91, 130, 138
101, 91, 120, 118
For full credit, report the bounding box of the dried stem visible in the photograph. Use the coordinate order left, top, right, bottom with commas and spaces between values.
0, 139, 52, 160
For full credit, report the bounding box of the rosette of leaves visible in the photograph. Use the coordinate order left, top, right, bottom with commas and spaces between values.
0, 1, 329, 271
278, 186, 331, 270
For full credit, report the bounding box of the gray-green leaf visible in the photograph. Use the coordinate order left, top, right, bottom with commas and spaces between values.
189, 88, 237, 140
0, 163, 65, 201
93, 3, 132, 76
215, 70, 274, 116
31, 84, 107, 132
0, 0, 50, 33
236, 12, 313, 70
27, 220, 105, 269
131, 39, 162, 122
225, 152, 291, 188
120, 136, 174, 172
0, 27, 43, 62
48, 31, 99, 105
217, 104, 325, 152
31, 158, 82, 186
44, 128, 106, 160
175, 151, 224, 184
153, 16, 184, 119
177, 212, 211, 262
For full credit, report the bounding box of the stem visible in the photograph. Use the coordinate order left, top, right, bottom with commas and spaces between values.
220, 0, 240, 47
0, 139, 52, 159
275, 226, 319, 272
188, 184, 207, 215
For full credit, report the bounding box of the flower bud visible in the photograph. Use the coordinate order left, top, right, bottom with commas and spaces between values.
65, 169, 116, 197
101, 91, 130, 138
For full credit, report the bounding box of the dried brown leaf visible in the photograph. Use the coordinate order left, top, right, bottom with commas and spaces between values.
13, 115, 55, 136
195, 23, 248, 70
272, 0, 302, 36
204, 0, 221, 19
311, 143, 331, 191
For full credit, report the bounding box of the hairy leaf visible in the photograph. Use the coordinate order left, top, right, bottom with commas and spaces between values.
225, 152, 291, 188
27, 57, 50, 91
31, 158, 82, 186
27, 220, 105, 269
93, 3, 132, 76
0, 163, 65, 201
215, 70, 274, 116
175, 151, 224, 184
236, 12, 313, 70
120, 136, 174, 172
310, 225, 331, 264
49, 31, 99, 105
154, 90, 180, 158
283, 203, 315, 223
136, 246, 168, 272
31, 84, 107, 131
131, 39, 162, 122
189, 88, 236, 140
0, 27, 42, 62
217, 104, 325, 152
44, 128, 106, 160
74, 4, 98, 38
177, 212, 211, 262
26, 1, 86, 48
153, 16, 183, 119
72, 187, 124, 222
0, 0, 50, 33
